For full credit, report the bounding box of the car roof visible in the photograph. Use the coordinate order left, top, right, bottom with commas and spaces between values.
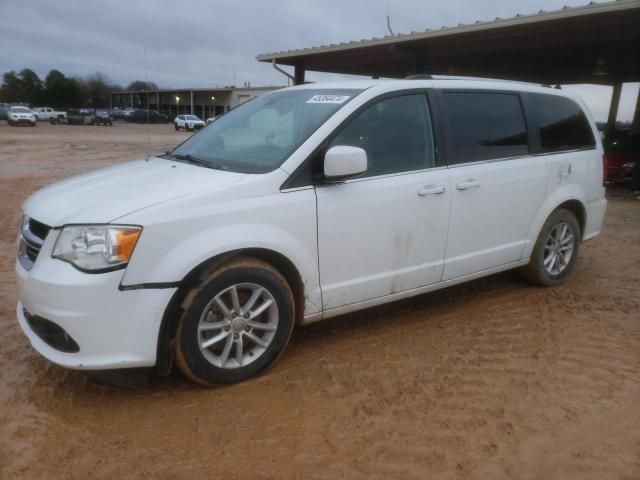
283, 76, 580, 99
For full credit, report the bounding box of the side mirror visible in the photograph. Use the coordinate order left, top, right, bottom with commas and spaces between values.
323, 146, 367, 180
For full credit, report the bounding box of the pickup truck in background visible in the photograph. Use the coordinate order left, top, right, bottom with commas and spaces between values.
31, 107, 67, 123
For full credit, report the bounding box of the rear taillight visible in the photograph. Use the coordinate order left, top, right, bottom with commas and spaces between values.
602, 153, 608, 186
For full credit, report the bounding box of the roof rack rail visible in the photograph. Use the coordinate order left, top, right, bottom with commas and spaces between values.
405, 74, 433, 80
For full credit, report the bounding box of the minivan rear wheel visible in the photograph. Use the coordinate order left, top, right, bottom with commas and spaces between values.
175, 257, 295, 386
523, 208, 580, 286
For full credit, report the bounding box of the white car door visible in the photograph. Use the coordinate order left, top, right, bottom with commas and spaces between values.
440, 91, 547, 280
316, 93, 451, 311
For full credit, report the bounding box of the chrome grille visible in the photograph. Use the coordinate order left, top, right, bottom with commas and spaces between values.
18, 216, 51, 271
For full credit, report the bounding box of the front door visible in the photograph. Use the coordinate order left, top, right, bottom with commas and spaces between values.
316, 93, 451, 311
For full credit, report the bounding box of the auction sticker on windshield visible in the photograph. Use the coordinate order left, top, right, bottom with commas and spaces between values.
306, 95, 350, 104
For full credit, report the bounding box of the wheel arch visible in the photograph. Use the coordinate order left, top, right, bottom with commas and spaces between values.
155, 248, 305, 375
556, 199, 586, 236
524, 188, 588, 259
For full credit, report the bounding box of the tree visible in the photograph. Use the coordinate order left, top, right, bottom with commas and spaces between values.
1, 67, 151, 108
126, 80, 158, 92
0, 69, 42, 104
0, 71, 21, 102
19, 69, 43, 105
43, 70, 81, 108
83, 73, 122, 108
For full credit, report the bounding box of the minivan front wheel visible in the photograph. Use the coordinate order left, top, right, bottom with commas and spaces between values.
175, 257, 295, 386
523, 208, 581, 286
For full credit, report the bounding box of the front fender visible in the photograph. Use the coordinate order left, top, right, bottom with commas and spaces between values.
120, 188, 321, 315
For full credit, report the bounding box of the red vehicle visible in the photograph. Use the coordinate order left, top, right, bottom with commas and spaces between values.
604, 131, 639, 184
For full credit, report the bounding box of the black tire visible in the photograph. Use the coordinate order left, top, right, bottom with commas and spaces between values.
175, 257, 295, 386
522, 208, 581, 286
174, 123, 179, 131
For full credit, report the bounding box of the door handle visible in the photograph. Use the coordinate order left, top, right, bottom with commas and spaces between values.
456, 179, 481, 190
417, 185, 446, 196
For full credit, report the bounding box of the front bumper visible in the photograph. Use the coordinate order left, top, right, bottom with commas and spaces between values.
10, 118, 35, 125
16, 233, 176, 370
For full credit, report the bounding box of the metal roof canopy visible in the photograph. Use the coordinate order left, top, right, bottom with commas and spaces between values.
257, 0, 640, 86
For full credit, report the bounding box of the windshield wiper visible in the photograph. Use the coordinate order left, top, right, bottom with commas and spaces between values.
168, 152, 215, 169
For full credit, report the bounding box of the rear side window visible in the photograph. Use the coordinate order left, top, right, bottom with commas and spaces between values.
525, 93, 595, 153
442, 92, 528, 164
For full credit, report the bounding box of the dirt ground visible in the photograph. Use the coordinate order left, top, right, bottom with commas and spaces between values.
0, 122, 639, 480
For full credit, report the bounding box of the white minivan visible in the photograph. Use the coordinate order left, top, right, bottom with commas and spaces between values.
16, 77, 607, 385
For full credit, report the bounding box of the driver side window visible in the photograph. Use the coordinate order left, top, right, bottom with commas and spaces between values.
329, 94, 435, 178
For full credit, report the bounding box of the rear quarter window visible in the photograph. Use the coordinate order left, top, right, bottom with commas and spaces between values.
523, 93, 596, 153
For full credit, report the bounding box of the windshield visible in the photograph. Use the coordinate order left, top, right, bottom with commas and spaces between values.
185, 115, 200, 121
11, 107, 31, 113
169, 88, 361, 173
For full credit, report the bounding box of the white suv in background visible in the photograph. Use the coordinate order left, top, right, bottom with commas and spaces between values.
16, 78, 607, 386
174, 114, 206, 131
8, 106, 37, 126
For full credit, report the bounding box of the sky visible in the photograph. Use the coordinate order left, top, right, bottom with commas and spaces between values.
0, 0, 637, 122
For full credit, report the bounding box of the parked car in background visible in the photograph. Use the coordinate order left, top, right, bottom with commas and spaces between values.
31, 107, 67, 123
66, 109, 94, 125
110, 108, 126, 120
7, 106, 36, 126
121, 108, 136, 120
15, 78, 607, 386
92, 110, 113, 126
127, 109, 169, 124
175, 114, 205, 131
206, 115, 220, 125
604, 130, 639, 184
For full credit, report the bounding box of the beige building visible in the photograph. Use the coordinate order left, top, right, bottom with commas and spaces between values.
110, 86, 282, 119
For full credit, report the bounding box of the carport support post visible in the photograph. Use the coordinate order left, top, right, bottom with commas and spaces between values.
632, 86, 640, 134
294, 65, 305, 85
606, 83, 622, 138
190, 90, 194, 115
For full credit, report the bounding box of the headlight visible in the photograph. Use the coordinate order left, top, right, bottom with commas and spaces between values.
52, 225, 141, 272
622, 162, 636, 168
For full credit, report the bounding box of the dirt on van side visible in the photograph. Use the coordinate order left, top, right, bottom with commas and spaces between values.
0, 122, 639, 480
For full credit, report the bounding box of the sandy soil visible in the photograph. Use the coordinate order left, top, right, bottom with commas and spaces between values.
0, 122, 639, 480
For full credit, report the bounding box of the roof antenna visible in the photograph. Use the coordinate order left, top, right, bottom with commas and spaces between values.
144, 47, 150, 148
386, 3, 394, 36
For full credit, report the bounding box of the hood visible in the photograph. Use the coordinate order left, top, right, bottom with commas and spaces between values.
23, 157, 246, 226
